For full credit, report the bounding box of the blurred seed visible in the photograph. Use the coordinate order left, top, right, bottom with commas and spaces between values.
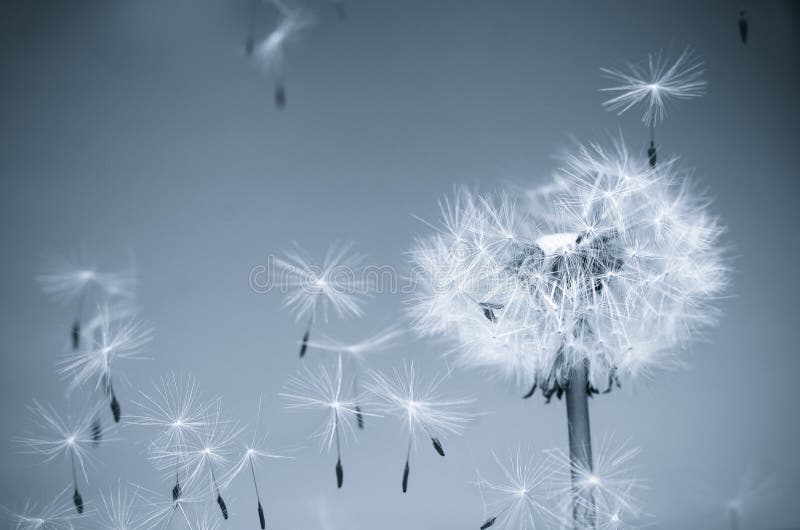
275, 82, 286, 110
336, 458, 344, 488
299, 328, 310, 358
402, 459, 410, 493
71, 321, 80, 350
739, 8, 748, 44
91, 417, 102, 446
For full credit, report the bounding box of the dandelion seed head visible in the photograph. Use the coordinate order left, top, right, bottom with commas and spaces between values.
408, 137, 728, 395
37, 252, 136, 304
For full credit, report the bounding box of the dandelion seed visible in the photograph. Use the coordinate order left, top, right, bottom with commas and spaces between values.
37, 252, 136, 350
251, 5, 315, 109
231, 396, 293, 528
130, 372, 211, 501
304, 325, 404, 430
275, 243, 369, 358
474, 447, 560, 530
57, 304, 152, 423
13, 400, 106, 514
600, 47, 706, 127
281, 354, 365, 489
409, 137, 727, 524
90, 417, 102, 447
366, 361, 473, 493
180, 400, 243, 520
548, 436, 645, 528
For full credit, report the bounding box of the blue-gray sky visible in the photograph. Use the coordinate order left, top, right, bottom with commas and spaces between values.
1, 1, 798, 528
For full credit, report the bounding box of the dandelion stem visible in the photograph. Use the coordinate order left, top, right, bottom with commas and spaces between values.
565, 362, 596, 529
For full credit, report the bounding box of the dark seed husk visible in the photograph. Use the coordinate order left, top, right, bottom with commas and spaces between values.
217, 494, 229, 519
402, 459, 410, 493
431, 437, 445, 457
336, 458, 343, 489
480, 516, 497, 529
172, 482, 181, 502
71, 321, 80, 350
258, 501, 266, 529
356, 405, 364, 429
111, 395, 121, 423
73, 488, 83, 514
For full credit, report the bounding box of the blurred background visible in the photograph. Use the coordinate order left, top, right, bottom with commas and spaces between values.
1, 0, 798, 528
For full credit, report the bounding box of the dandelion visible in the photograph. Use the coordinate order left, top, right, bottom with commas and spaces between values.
600, 48, 706, 167
231, 396, 294, 529
366, 361, 473, 493
37, 251, 136, 350
408, 137, 727, 526
280, 354, 364, 488
251, 2, 315, 109
182, 401, 244, 520
130, 373, 211, 503
305, 325, 405, 428
475, 447, 559, 530
13, 400, 107, 514
3, 485, 82, 529
57, 304, 152, 423
274, 243, 369, 359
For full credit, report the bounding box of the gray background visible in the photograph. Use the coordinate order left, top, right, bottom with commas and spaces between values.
1, 0, 799, 528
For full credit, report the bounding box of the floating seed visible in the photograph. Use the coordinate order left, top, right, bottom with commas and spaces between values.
356, 405, 364, 429
299, 329, 310, 358
648, 141, 657, 168
336, 458, 344, 488
172, 482, 181, 502
739, 9, 748, 44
